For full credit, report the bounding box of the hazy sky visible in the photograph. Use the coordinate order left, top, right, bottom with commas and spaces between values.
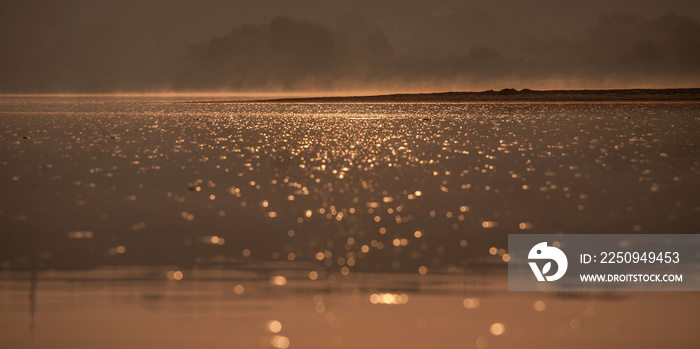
1, 0, 699, 93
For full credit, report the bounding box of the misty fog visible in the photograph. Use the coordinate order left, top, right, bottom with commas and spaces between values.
1, 0, 699, 93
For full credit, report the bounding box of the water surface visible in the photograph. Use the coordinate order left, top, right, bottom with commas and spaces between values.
1, 97, 698, 348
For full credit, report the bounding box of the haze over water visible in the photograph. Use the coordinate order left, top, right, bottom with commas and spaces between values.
0, 97, 699, 348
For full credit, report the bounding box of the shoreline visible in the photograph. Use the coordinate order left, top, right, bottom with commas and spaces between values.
185, 88, 700, 103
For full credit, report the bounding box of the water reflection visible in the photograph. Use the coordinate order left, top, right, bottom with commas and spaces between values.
1, 99, 698, 274
0, 98, 699, 348
2, 268, 699, 348
369, 293, 409, 305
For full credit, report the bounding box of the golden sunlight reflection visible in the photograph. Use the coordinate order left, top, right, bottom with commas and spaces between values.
490, 322, 506, 336
463, 298, 481, 309
271, 275, 287, 286
233, 284, 245, 295
66, 231, 94, 239
1, 98, 698, 349
370, 293, 409, 305
267, 320, 283, 333
202, 235, 225, 245
271, 335, 290, 349
166, 270, 184, 281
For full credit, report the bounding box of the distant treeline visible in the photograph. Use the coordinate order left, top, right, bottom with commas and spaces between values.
174, 13, 700, 91
2, 8, 699, 92
239, 88, 700, 103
